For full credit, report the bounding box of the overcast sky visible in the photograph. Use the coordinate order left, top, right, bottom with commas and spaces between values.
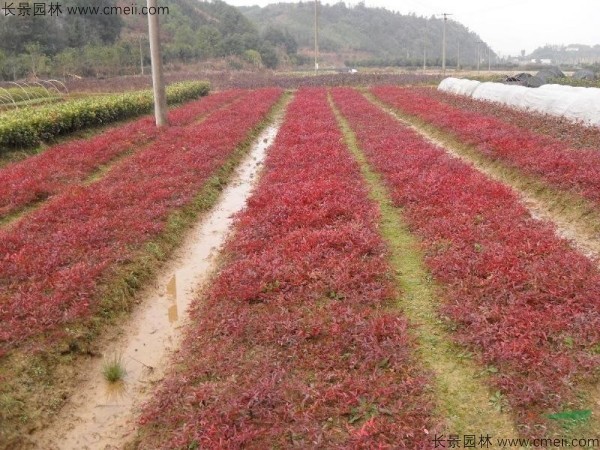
224, 0, 600, 56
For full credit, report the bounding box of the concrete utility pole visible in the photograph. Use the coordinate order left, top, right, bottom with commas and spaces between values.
147, 0, 167, 127
488, 46, 491, 71
441, 13, 452, 75
456, 40, 460, 71
423, 19, 427, 72
314, 0, 319, 74
477, 40, 483, 73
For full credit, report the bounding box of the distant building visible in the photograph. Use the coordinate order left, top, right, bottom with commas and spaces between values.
531, 58, 552, 64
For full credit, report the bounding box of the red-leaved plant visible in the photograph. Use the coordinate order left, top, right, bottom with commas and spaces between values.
332, 86, 600, 436
136, 88, 439, 448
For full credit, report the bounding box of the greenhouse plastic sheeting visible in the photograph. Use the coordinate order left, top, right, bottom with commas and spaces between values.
438, 77, 482, 96
539, 84, 589, 93
438, 78, 600, 126
471, 82, 529, 106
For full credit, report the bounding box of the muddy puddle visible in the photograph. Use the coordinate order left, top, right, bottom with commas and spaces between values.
31, 121, 281, 449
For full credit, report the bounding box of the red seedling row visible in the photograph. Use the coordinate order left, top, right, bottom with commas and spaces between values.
0, 88, 281, 353
331, 87, 600, 434
416, 86, 600, 150
137, 88, 438, 449
371, 86, 600, 206
0, 90, 244, 219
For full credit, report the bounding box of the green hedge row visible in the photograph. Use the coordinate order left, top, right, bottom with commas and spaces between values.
0, 81, 210, 149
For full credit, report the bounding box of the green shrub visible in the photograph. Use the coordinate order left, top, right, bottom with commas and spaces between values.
0, 81, 210, 150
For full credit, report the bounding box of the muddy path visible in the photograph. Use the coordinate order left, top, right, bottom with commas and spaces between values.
30, 120, 283, 450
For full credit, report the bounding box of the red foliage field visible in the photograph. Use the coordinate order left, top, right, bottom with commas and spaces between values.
371, 86, 600, 206
0, 88, 281, 353
331, 87, 600, 433
416, 86, 600, 150
137, 88, 438, 448
0, 90, 244, 219
3, 82, 600, 443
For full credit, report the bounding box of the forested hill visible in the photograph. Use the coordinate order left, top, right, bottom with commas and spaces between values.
0, 0, 297, 80
240, 2, 495, 67
0, 0, 495, 79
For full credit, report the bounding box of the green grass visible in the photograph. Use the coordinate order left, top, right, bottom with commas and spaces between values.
0, 96, 63, 112
102, 354, 127, 383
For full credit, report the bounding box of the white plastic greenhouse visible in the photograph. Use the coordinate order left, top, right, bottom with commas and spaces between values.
437, 77, 482, 96
438, 77, 600, 127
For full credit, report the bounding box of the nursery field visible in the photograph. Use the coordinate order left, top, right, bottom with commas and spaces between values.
2, 84, 600, 448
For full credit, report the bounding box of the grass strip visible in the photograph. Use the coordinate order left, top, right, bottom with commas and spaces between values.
329, 91, 519, 439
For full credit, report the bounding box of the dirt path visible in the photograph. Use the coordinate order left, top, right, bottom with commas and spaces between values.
31, 120, 283, 450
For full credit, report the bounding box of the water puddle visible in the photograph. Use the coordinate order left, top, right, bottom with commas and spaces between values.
32, 120, 282, 449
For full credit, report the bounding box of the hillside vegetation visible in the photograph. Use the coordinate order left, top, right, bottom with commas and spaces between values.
0, 0, 496, 80
240, 2, 494, 67
0, 0, 298, 80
